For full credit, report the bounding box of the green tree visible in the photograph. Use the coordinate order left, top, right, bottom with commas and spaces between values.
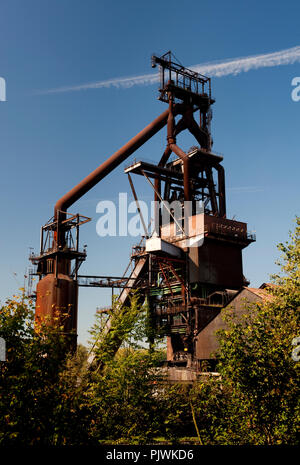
89, 292, 147, 368
0, 294, 90, 445
86, 293, 167, 443
1, 219, 299, 445
85, 348, 165, 444
207, 217, 300, 444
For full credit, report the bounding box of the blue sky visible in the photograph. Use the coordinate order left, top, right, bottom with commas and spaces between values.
0, 0, 299, 344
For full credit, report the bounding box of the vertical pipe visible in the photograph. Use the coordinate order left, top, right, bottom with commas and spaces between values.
154, 177, 161, 232
205, 167, 218, 215
40, 226, 44, 256
216, 165, 226, 217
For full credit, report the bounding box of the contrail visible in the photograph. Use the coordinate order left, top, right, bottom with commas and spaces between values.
227, 186, 265, 193
38, 45, 300, 95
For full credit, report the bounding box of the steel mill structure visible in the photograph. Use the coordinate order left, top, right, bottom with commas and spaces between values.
30, 52, 255, 373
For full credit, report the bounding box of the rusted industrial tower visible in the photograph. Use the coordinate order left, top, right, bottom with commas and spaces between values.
123, 52, 255, 373
30, 52, 255, 367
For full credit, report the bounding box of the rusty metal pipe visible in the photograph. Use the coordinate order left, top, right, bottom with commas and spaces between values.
183, 106, 209, 150
54, 108, 172, 218
158, 145, 172, 167
169, 143, 190, 202
215, 164, 226, 217
165, 97, 191, 203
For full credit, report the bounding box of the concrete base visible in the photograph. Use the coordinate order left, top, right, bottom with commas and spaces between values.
161, 366, 220, 383
166, 367, 198, 383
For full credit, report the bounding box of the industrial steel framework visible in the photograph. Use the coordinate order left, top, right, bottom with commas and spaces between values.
30, 52, 255, 372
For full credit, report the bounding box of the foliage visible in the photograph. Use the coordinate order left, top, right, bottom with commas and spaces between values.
85, 293, 168, 443
0, 294, 90, 445
85, 349, 166, 444
0, 292, 169, 445
89, 292, 148, 367
206, 217, 300, 444
0, 219, 299, 445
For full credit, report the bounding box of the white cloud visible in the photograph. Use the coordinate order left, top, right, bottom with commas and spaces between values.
37, 45, 300, 95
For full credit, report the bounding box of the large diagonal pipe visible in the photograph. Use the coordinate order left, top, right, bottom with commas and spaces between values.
54, 107, 175, 220
36, 106, 177, 344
